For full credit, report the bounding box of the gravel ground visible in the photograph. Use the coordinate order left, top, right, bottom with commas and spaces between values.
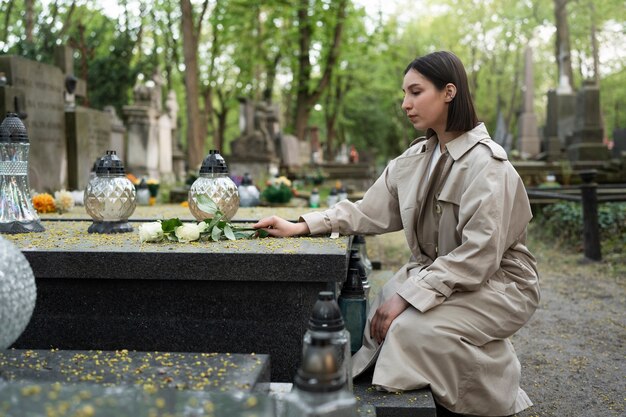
366, 231, 625, 417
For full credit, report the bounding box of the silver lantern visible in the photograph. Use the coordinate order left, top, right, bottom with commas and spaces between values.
84, 150, 136, 233
0, 236, 36, 349
0, 113, 45, 234
188, 150, 239, 220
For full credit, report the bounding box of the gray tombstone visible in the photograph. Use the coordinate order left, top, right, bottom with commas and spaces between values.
104, 105, 127, 163
229, 98, 280, 181
123, 76, 161, 179
0, 55, 66, 191
517, 47, 541, 158
65, 107, 112, 190
566, 80, 610, 163
612, 128, 626, 159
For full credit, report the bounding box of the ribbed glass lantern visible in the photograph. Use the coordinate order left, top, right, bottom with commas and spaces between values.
0, 236, 37, 349
0, 113, 45, 234
188, 150, 239, 220
84, 150, 136, 233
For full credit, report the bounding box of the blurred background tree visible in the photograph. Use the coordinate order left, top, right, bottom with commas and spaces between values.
0, 0, 623, 168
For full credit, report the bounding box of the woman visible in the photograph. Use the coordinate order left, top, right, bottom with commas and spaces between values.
254, 51, 540, 417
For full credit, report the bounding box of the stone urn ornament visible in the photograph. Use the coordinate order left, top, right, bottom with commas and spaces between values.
0, 113, 45, 234
84, 150, 137, 233
0, 236, 36, 348
188, 150, 239, 221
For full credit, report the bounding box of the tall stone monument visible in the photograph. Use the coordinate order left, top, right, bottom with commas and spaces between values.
229, 98, 280, 181
123, 74, 161, 179
566, 80, 610, 164
0, 55, 66, 191
166, 90, 186, 182
517, 46, 541, 158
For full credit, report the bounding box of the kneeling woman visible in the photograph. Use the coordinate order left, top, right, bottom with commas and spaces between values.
255, 51, 540, 417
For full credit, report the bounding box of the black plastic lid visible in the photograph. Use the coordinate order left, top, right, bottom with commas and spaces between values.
352, 234, 366, 245
311, 188, 319, 195
241, 172, 253, 186
293, 333, 346, 393
329, 188, 337, 195
349, 249, 366, 278
0, 113, 28, 142
199, 149, 229, 174
308, 291, 345, 332
95, 150, 126, 175
341, 268, 365, 297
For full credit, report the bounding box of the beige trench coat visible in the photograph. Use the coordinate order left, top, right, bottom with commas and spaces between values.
301, 123, 540, 416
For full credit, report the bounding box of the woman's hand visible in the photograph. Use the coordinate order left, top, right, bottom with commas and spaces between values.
253, 215, 310, 237
370, 293, 410, 344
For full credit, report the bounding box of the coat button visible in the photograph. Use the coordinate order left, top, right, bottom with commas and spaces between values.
435, 203, 442, 214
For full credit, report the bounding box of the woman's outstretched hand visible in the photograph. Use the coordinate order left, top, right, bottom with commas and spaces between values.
253, 215, 310, 238
370, 293, 410, 344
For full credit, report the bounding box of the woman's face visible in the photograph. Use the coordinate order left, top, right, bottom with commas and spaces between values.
401, 69, 448, 132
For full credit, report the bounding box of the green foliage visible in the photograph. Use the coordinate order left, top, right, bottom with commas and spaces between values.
261, 184, 293, 204
535, 202, 626, 253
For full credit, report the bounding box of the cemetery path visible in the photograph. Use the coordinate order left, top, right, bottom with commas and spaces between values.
511, 249, 625, 417
368, 232, 625, 417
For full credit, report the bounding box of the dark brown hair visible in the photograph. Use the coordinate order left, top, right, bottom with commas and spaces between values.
404, 51, 478, 133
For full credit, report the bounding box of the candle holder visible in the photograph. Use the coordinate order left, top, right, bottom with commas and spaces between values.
0, 236, 36, 349
188, 150, 239, 220
0, 113, 45, 234
84, 150, 136, 233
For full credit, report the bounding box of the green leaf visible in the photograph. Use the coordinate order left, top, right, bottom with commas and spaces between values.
161, 218, 183, 234
196, 195, 219, 216
234, 230, 256, 239
223, 224, 236, 241
256, 229, 270, 238
211, 226, 223, 241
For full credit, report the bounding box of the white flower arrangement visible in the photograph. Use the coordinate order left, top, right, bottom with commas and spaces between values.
138, 195, 268, 243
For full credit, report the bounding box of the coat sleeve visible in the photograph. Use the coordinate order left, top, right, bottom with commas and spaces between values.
300, 158, 403, 236
398, 159, 533, 312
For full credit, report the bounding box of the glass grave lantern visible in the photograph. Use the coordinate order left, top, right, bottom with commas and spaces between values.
0, 236, 37, 349
0, 113, 45, 233
188, 150, 239, 220
84, 150, 136, 233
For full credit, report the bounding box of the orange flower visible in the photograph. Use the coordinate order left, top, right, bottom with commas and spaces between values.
126, 173, 139, 184
32, 193, 56, 213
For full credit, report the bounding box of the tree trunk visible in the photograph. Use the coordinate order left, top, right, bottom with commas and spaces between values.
293, 0, 347, 141
180, 0, 204, 170
24, 0, 34, 43
589, 1, 600, 85
554, 0, 574, 90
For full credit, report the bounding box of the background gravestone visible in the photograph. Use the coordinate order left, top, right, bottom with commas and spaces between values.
566, 80, 610, 163
613, 128, 626, 159
0, 55, 66, 191
65, 106, 112, 190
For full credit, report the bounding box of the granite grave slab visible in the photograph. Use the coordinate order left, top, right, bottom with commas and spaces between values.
0, 349, 269, 393
5, 221, 350, 382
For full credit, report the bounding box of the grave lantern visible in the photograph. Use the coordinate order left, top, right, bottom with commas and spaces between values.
284, 332, 359, 417
0, 236, 37, 349
238, 172, 260, 207
188, 150, 239, 220
84, 150, 136, 233
0, 113, 45, 233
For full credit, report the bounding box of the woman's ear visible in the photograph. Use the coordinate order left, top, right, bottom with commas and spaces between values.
444, 83, 457, 102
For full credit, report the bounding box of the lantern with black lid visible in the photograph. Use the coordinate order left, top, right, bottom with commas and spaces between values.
0, 113, 45, 233
188, 150, 239, 220
84, 150, 136, 233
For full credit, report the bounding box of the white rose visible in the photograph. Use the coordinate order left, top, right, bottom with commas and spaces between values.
138, 221, 164, 242
175, 223, 201, 243
197, 221, 210, 234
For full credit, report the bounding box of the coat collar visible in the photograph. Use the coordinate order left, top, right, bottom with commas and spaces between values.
427, 123, 491, 161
